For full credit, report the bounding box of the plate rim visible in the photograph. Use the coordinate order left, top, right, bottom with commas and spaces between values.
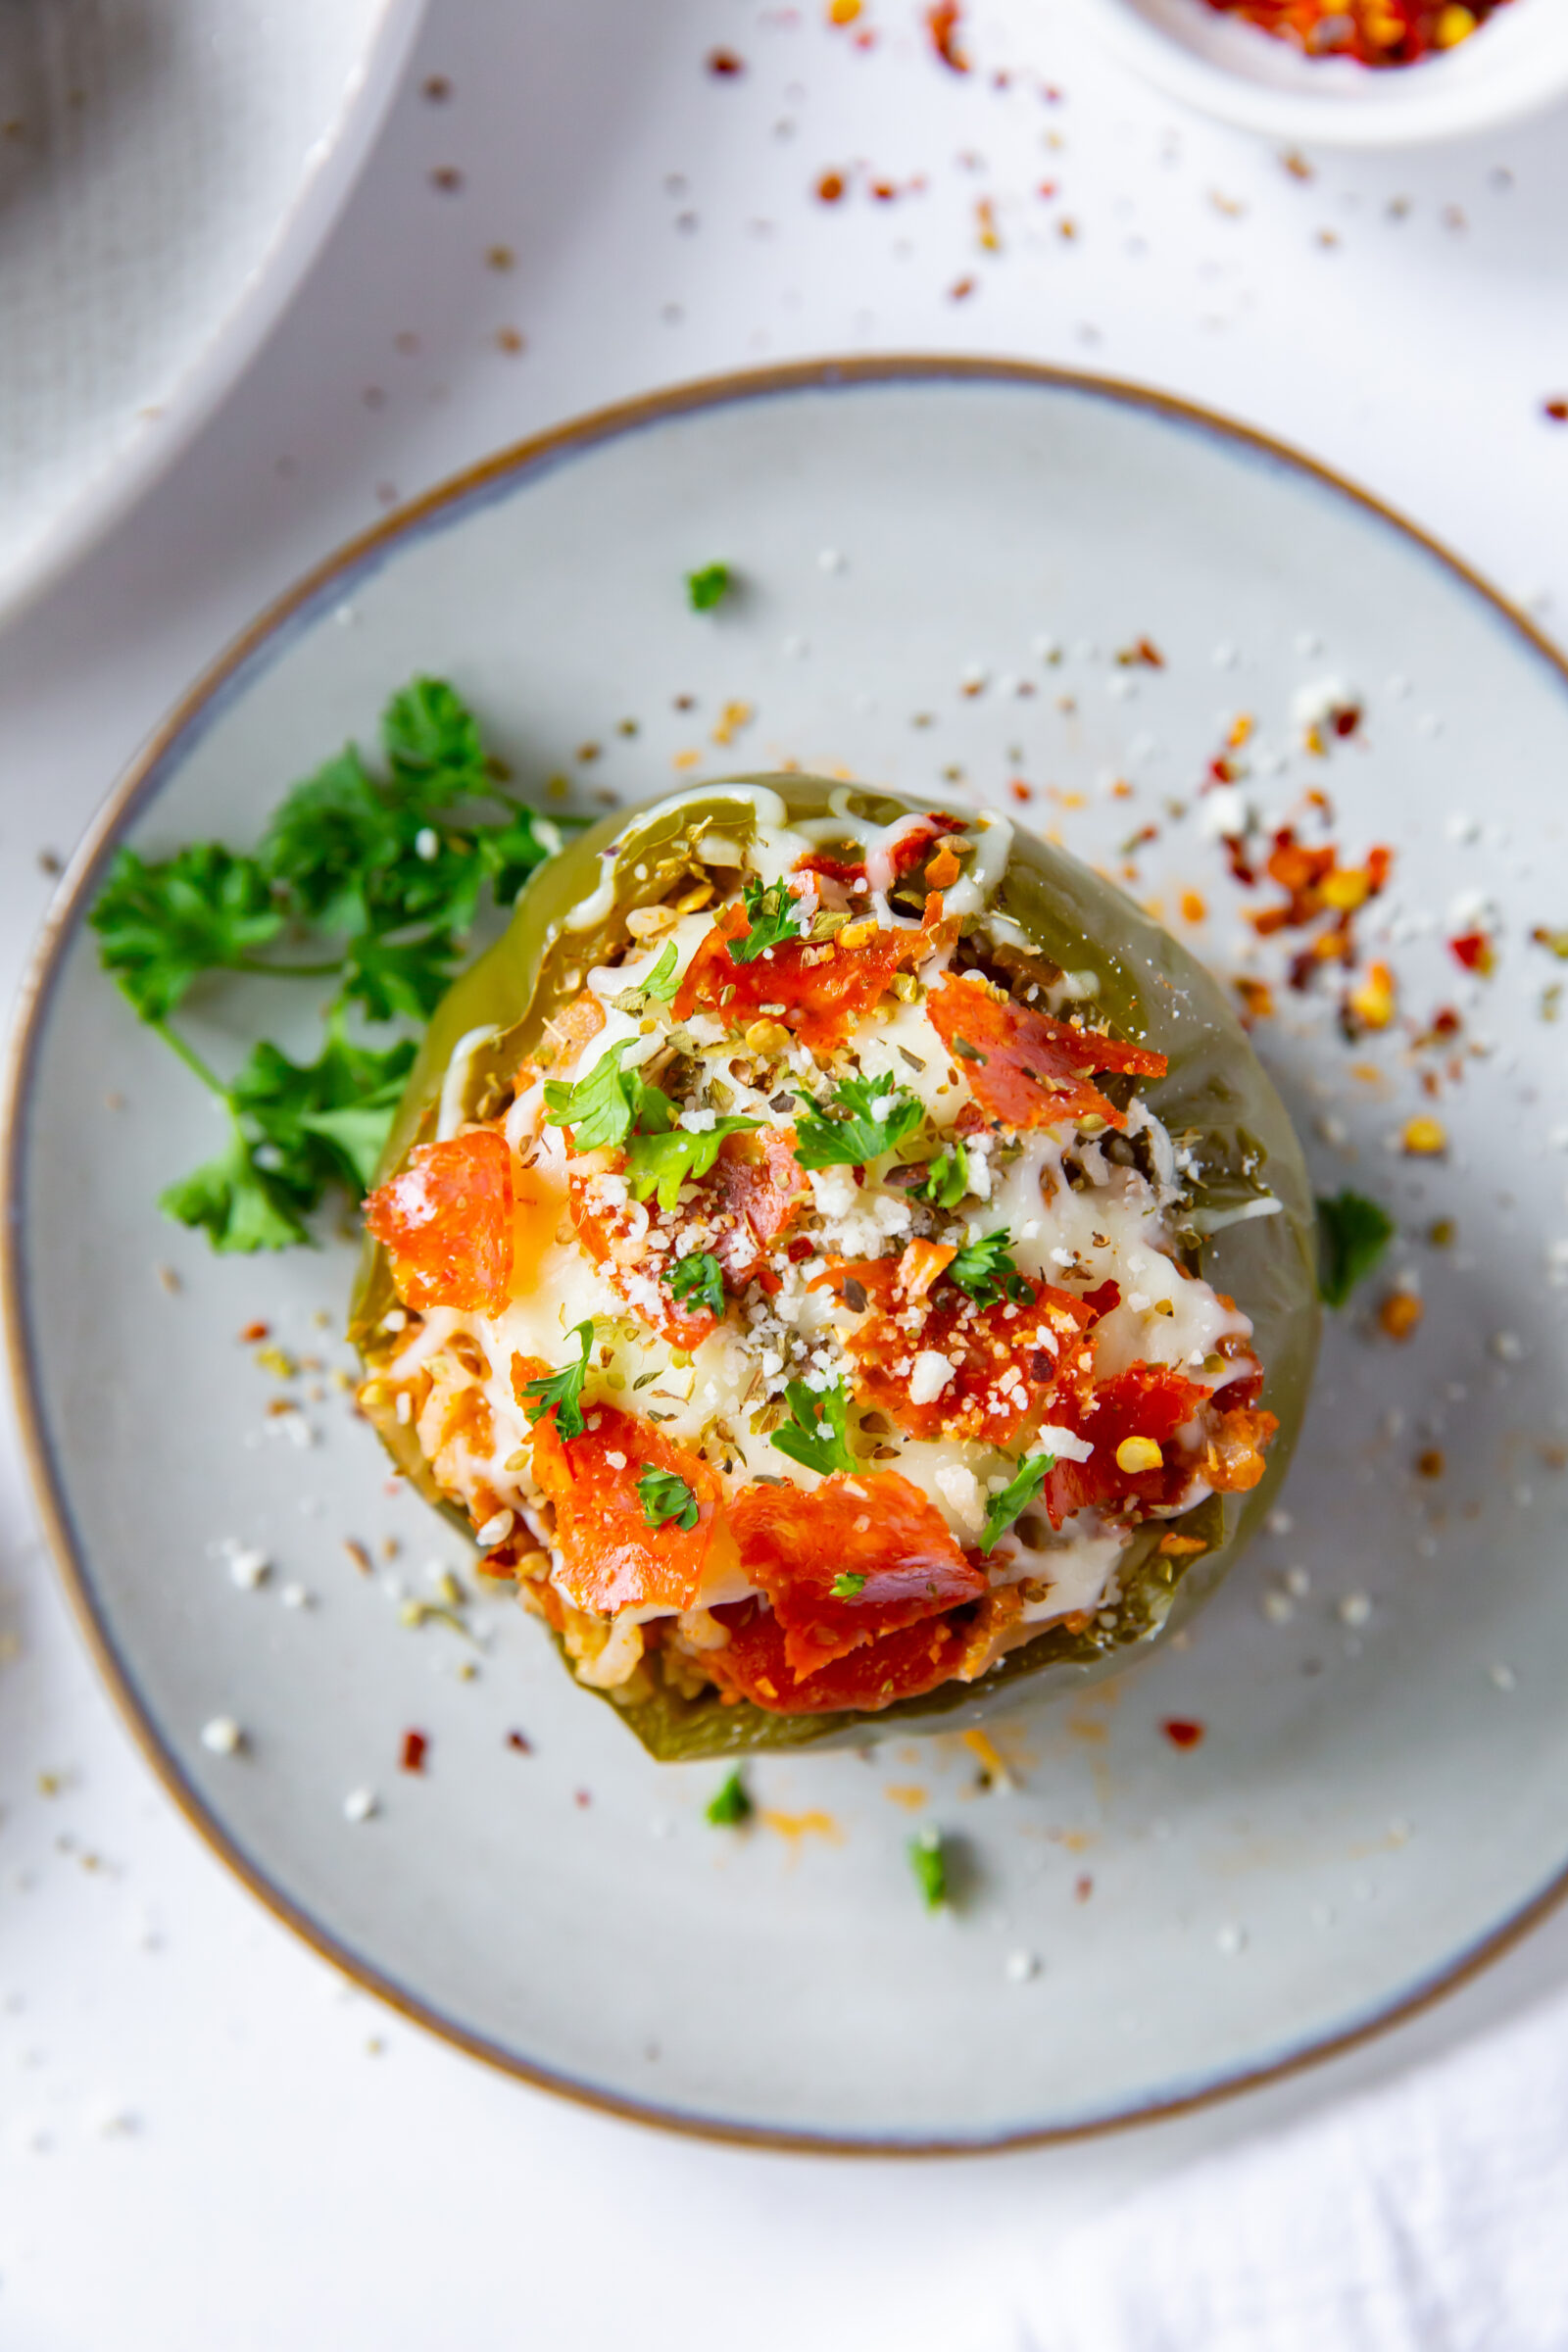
0, 0, 429, 630
9, 352, 1568, 2155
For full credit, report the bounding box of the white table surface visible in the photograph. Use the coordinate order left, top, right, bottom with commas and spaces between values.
3, 4, 1568, 2344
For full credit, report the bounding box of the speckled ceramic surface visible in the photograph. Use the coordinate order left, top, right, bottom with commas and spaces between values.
9, 364, 1568, 2147
0, 0, 424, 623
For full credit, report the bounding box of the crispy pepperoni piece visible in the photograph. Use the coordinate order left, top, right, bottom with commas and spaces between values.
1041, 1364, 1212, 1526
673, 900, 939, 1052
365, 1129, 514, 1315
814, 1252, 1102, 1448
709, 1595, 974, 1714
729, 1471, 985, 1679
927, 973, 1166, 1134
705, 1126, 811, 1285
527, 1404, 722, 1614
567, 1167, 719, 1350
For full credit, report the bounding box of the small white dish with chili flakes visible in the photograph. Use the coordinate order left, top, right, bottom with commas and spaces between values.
1075, 0, 1568, 145
10, 362, 1568, 2149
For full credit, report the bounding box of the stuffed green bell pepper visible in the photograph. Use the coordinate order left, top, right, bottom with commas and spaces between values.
349, 776, 1318, 1760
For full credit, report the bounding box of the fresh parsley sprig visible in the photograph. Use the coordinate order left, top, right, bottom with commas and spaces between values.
518, 1320, 596, 1440
728, 877, 806, 964
637, 1465, 701, 1532
770, 1379, 858, 1477
921, 1137, 970, 1209
945, 1229, 1036, 1309
793, 1070, 923, 1170
664, 1252, 725, 1319
980, 1453, 1056, 1553
89, 677, 570, 1255
625, 1117, 760, 1211
686, 563, 732, 613
543, 1040, 669, 1152
1316, 1188, 1396, 1309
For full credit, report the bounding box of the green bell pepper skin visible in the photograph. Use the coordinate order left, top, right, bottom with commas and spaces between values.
351, 776, 1319, 1760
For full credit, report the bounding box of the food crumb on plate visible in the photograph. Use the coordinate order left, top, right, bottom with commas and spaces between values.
1339, 1592, 1373, 1627
200, 1717, 242, 1756
343, 1788, 378, 1823
1004, 1949, 1041, 1984
1491, 1662, 1518, 1690
1216, 1923, 1248, 1957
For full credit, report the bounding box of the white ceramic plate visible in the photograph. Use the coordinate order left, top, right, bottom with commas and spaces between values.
9, 363, 1568, 2149
0, 0, 425, 626
1075, 0, 1568, 146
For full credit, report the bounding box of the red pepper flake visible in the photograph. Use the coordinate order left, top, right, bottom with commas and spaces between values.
1448, 930, 1494, 975
816, 170, 847, 203
926, 0, 970, 71
400, 1730, 428, 1774
1161, 1717, 1206, 1749
949, 274, 977, 301
238, 1320, 270, 1344
573, 1788, 593, 1808
1009, 779, 1034, 804
506, 1730, 532, 1754
1544, 398, 1568, 422
428, 167, 464, 194
707, 47, 745, 75
1116, 636, 1165, 668
1074, 1872, 1094, 1902
787, 1236, 815, 1262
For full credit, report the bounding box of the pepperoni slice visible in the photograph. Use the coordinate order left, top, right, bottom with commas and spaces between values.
1041, 1364, 1212, 1526
568, 1168, 719, 1350
814, 1253, 1102, 1448
365, 1129, 514, 1315
705, 1127, 811, 1285
729, 1470, 986, 1679
927, 973, 1166, 1134
528, 1405, 721, 1613
709, 1596, 974, 1714
673, 901, 935, 1052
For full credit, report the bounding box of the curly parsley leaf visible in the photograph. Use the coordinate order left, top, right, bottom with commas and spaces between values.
686, 563, 732, 613
475, 806, 558, 907
980, 1453, 1055, 1553
728, 876, 806, 965
624, 1116, 760, 1212
945, 1229, 1036, 1309
793, 1070, 924, 1170
90, 845, 283, 1022
707, 1768, 753, 1827
518, 1320, 595, 1440
341, 926, 463, 1024
227, 1028, 416, 1201
381, 676, 488, 805
770, 1379, 857, 1478
830, 1571, 867, 1598
637, 1465, 701, 1532
921, 1137, 970, 1209
259, 750, 394, 935
1316, 1188, 1396, 1309
664, 1251, 725, 1319
160, 1120, 311, 1254
907, 1825, 950, 1912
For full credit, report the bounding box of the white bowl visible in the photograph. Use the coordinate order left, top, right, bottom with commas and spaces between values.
1075, 0, 1568, 145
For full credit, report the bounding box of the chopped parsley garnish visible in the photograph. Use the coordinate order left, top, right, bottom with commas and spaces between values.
793, 1070, 924, 1169
944, 1229, 1036, 1308
830, 1571, 868, 1597
1316, 1188, 1396, 1308
636, 1465, 701, 1532
543, 1039, 664, 1152
770, 1379, 858, 1477
518, 1320, 596, 1440
624, 1116, 760, 1211
908, 1825, 950, 1911
686, 563, 732, 612
88, 676, 571, 1254
707, 1768, 753, 1826
728, 876, 806, 964
664, 1251, 725, 1319
640, 941, 681, 1002
921, 1137, 970, 1209
980, 1453, 1056, 1553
